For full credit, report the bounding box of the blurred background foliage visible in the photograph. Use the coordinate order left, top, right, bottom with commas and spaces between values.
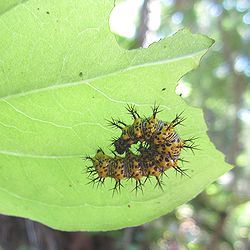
0, 0, 249, 249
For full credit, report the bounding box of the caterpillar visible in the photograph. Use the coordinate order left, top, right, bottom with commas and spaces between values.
85, 104, 198, 195
85, 146, 187, 195
109, 105, 187, 154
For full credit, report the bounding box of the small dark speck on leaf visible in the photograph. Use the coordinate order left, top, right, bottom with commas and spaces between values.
69, 184, 72, 187
161, 88, 166, 91
128, 204, 131, 208
79, 72, 83, 77
179, 93, 183, 97
92, 96, 95, 99
37, 8, 40, 10
46, 11, 50, 14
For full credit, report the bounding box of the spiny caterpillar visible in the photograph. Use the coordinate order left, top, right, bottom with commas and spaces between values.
85, 104, 198, 195
110, 105, 187, 154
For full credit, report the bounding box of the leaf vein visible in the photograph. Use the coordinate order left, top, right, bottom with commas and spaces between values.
1, 49, 206, 100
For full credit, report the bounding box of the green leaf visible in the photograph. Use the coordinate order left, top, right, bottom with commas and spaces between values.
0, 0, 27, 15
0, 0, 232, 231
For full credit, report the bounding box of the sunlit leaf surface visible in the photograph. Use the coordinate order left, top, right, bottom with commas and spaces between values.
0, 0, 232, 231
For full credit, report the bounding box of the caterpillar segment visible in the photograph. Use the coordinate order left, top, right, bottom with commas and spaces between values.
142, 104, 161, 140
111, 137, 131, 155
154, 137, 184, 160
110, 155, 128, 195
111, 104, 163, 153
125, 151, 145, 194
85, 149, 112, 186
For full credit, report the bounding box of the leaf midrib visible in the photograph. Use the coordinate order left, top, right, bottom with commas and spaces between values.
1, 49, 205, 100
